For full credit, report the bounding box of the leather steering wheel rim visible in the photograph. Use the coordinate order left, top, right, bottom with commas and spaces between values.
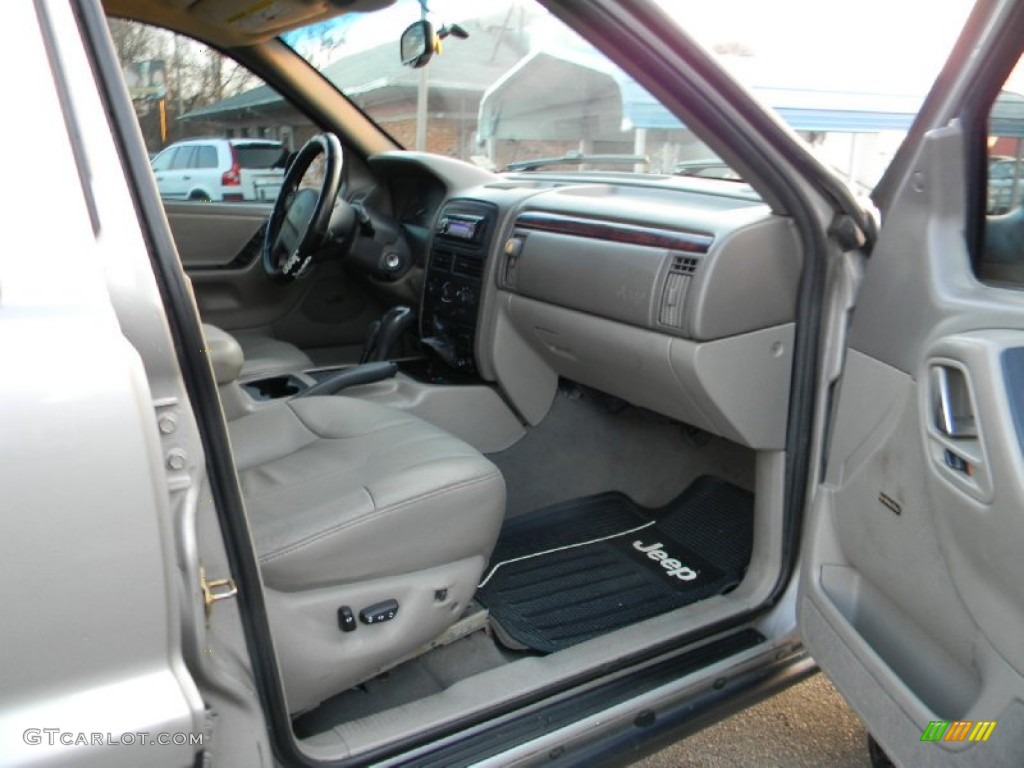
262, 133, 343, 284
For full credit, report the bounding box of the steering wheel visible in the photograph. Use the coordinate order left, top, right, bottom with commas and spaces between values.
262, 133, 344, 283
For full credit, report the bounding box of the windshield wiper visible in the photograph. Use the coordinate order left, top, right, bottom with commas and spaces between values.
505, 152, 649, 172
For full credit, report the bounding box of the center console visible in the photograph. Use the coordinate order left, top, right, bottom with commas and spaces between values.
421, 200, 498, 374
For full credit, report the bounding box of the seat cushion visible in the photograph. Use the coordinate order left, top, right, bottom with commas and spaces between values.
233, 330, 313, 378
228, 396, 506, 591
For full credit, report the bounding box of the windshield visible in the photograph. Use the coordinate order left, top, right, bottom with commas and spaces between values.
282, 1, 737, 178
281, 0, 972, 190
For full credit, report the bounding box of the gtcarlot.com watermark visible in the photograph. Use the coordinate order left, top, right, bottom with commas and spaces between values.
23, 729, 204, 747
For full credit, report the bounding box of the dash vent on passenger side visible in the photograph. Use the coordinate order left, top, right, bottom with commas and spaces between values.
659, 252, 702, 330
670, 255, 700, 275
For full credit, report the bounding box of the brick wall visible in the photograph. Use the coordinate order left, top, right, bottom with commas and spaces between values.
376, 116, 471, 158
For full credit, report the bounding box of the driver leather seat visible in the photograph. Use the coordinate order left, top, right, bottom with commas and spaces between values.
206, 326, 505, 712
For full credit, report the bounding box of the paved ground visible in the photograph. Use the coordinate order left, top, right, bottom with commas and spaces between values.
635, 673, 872, 767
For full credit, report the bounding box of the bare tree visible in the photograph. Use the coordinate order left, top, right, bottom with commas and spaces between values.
110, 18, 257, 111
178, 43, 258, 112
287, 20, 348, 69
108, 18, 165, 67
108, 18, 263, 148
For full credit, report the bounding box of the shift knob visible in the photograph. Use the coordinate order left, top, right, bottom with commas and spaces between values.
361, 305, 416, 363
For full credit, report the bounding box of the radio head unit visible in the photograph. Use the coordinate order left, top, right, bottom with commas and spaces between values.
437, 213, 486, 242
422, 202, 497, 374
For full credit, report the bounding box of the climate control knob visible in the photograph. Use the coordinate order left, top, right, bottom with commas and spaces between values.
440, 281, 455, 303
457, 287, 474, 305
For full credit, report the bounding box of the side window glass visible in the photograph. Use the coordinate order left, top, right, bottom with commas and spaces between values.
170, 145, 195, 169
150, 147, 176, 172
980, 56, 1024, 283
107, 18, 296, 203
195, 145, 218, 169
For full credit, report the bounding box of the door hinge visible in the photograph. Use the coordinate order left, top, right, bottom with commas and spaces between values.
200, 567, 238, 623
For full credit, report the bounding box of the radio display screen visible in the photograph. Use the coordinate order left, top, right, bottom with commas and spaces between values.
446, 219, 477, 239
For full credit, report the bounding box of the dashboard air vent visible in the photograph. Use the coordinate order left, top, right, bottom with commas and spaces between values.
431, 251, 455, 273
659, 252, 701, 330
452, 255, 484, 280
669, 254, 700, 275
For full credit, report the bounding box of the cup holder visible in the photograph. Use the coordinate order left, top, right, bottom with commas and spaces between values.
241, 374, 307, 401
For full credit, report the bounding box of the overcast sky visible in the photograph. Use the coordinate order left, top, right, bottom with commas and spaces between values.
655, 0, 976, 94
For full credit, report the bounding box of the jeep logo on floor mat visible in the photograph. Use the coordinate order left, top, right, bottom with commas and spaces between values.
632, 540, 699, 581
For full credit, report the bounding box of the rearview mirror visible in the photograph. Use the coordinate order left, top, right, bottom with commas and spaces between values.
400, 20, 435, 68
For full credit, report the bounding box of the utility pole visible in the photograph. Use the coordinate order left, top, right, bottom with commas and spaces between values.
415, 66, 428, 151
174, 34, 183, 139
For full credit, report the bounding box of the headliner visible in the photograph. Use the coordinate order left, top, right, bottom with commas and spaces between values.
102, 0, 396, 48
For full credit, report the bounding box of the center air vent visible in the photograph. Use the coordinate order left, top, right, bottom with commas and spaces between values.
453, 255, 483, 280
659, 252, 702, 330
431, 251, 454, 273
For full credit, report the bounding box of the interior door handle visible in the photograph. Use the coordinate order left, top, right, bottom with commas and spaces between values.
931, 365, 977, 439
923, 340, 997, 502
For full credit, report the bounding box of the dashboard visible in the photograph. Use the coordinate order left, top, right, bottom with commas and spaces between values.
389, 173, 446, 228
350, 152, 804, 451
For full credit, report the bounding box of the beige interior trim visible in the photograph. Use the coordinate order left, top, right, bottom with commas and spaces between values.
103, 0, 395, 47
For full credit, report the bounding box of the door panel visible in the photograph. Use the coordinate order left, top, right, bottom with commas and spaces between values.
169, 200, 307, 330
803, 202, 1024, 767
920, 331, 1024, 675
802, 13, 1024, 762
166, 200, 271, 270
820, 352, 984, 714
167, 201, 382, 353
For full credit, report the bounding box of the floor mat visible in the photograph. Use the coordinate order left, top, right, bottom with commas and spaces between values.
475, 476, 753, 653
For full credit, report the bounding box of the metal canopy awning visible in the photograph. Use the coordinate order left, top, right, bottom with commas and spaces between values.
991, 91, 1024, 137
479, 47, 935, 140
479, 50, 628, 142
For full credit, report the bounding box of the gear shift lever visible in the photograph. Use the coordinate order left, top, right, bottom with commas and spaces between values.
360, 305, 416, 363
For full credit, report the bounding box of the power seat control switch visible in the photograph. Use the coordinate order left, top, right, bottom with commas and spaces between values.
359, 599, 399, 625
337, 606, 357, 633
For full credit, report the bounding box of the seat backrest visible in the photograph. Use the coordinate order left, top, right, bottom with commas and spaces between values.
202, 324, 245, 385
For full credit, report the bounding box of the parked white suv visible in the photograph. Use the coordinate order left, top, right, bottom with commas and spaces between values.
149, 137, 287, 202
